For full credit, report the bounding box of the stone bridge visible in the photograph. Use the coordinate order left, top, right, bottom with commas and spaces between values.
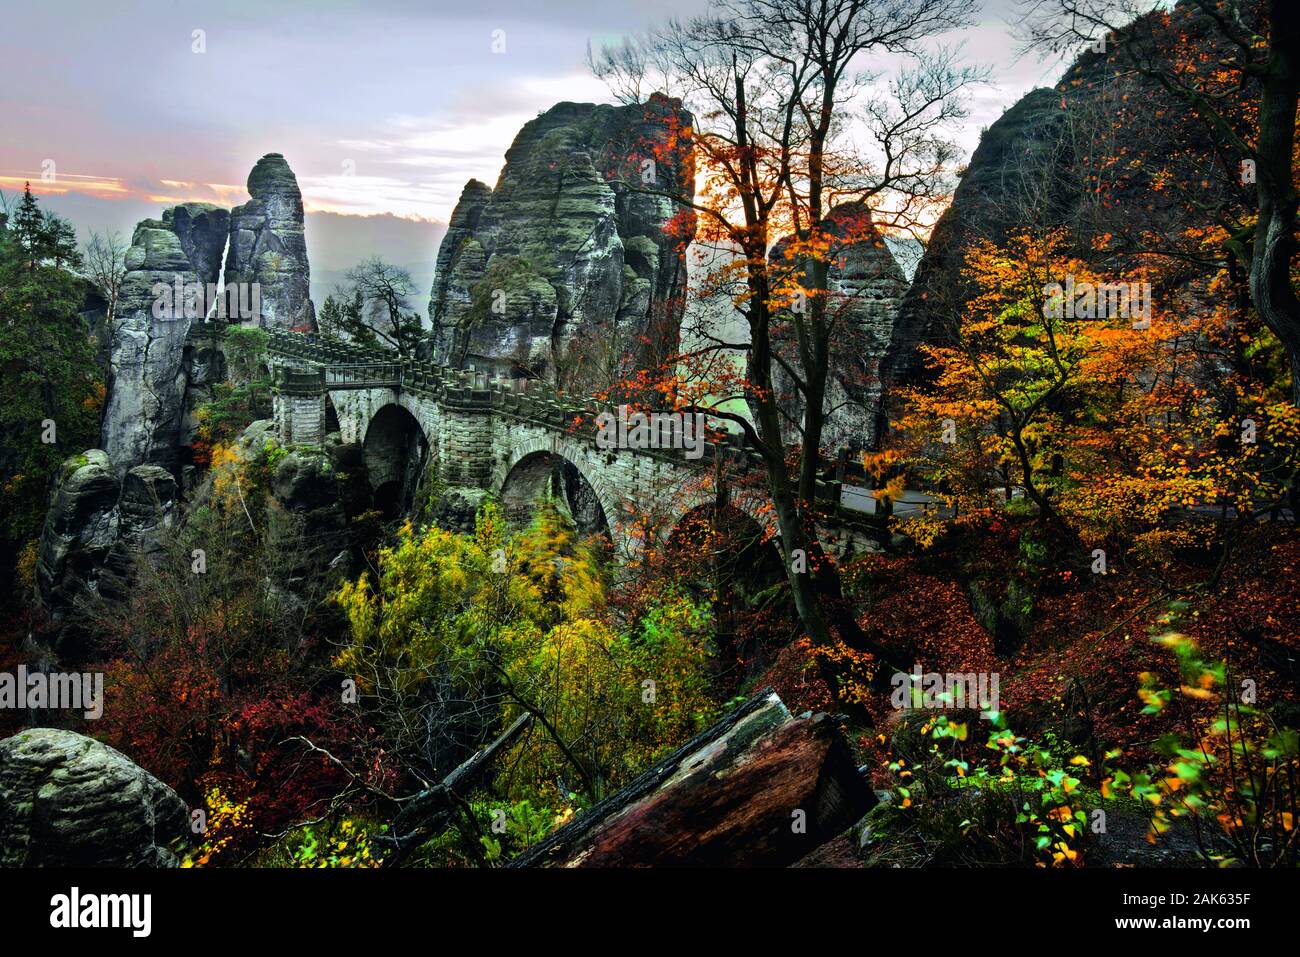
262, 330, 902, 559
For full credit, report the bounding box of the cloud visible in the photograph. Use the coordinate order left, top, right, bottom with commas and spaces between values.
297, 172, 455, 219
2, 0, 1084, 312
0, 173, 131, 198
308, 72, 615, 216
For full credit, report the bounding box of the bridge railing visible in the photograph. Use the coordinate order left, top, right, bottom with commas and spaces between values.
265, 332, 774, 467
264, 335, 925, 524
266, 334, 1280, 526
324, 363, 401, 389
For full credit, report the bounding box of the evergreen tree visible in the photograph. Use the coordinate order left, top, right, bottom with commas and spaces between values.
11, 184, 44, 267
43, 213, 82, 271
9, 184, 83, 271
0, 188, 101, 593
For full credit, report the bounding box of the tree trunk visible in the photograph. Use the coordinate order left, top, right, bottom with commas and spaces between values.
1252, 0, 1300, 404
511, 690, 875, 867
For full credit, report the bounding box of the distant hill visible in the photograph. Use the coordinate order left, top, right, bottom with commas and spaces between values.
305, 211, 445, 314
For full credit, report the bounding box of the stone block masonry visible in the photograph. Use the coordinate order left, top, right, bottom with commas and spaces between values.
266, 333, 886, 561
282, 394, 326, 447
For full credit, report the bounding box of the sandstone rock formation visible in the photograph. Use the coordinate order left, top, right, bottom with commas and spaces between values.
771, 202, 909, 451
35, 450, 177, 625
40, 420, 356, 637
0, 728, 190, 867
268, 443, 350, 571
178, 319, 230, 481
880, 87, 1070, 402
428, 95, 694, 387
224, 153, 317, 332
679, 202, 907, 452
429, 178, 492, 328
878, 3, 1242, 428
34, 450, 120, 615
114, 465, 178, 555
191, 419, 352, 573
98, 153, 315, 481
100, 203, 229, 472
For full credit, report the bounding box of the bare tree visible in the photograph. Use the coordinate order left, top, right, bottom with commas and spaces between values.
321, 256, 424, 354
82, 230, 128, 327
592, 0, 981, 668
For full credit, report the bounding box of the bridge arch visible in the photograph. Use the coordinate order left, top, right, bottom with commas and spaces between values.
666, 501, 785, 595
666, 502, 777, 560
363, 403, 429, 519
668, 480, 776, 545
324, 394, 341, 436
666, 501, 785, 665
495, 437, 624, 549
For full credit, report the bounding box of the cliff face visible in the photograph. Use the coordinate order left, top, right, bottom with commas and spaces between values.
880, 86, 1072, 398
879, 2, 1244, 425
100, 203, 229, 473
224, 153, 316, 332
428, 178, 492, 334
51, 154, 327, 632
100, 154, 316, 477
34, 450, 178, 630
681, 204, 907, 453
780, 202, 909, 452
428, 94, 695, 388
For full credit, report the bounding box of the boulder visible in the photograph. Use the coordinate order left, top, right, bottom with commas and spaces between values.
185, 422, 349, 577
270, 447, 339, 512
270, 448, 348, 566
34, 451, 121, 616
114, 465, 178, 558
431, 486, 492, 534
35, 453, 179, 624
0, 728, 189, 867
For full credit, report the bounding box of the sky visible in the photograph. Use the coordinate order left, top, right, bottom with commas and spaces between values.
0, 0, 1072, 305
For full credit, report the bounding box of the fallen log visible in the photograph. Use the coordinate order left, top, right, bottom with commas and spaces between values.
512, 689, 875, 867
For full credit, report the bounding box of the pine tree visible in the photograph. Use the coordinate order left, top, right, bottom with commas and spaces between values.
0, 188, 101, 588
8, 184, 83, 270
43, 213, 82, 270
12, 184, 43, 267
